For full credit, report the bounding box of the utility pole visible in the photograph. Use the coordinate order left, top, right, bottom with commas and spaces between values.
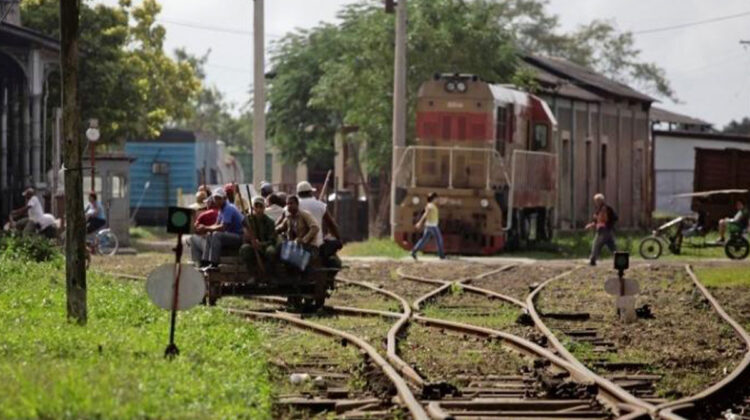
390, 0, 407, 234
60, 0, 87, 324
252, 0, 266, 188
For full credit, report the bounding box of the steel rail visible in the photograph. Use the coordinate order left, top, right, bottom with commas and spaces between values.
459, 283, 527, 308
91, 270, 147, 281
402, 265, 651, 417
413, 315, 651, 419
227, 308, 430, 420
395, 267, 450, 285
526, 268, 656, 414
337, 276, 427, 387
247, 295, 403, 319
653, 265, 750, 419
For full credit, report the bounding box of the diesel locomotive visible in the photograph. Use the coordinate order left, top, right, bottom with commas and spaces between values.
393, 74, 558, 254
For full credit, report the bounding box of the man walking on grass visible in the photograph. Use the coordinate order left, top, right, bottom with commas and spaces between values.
585, 193, 618, 266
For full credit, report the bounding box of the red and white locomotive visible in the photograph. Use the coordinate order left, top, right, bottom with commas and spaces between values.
393, 74, 558, 254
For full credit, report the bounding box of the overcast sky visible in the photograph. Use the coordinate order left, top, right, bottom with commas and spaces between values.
97, 0, 750, 128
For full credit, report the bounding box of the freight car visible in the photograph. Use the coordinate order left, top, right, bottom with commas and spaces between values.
393, 74, 558, 254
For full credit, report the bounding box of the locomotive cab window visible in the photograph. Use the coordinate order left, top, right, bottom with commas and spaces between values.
532, 123, 549, 151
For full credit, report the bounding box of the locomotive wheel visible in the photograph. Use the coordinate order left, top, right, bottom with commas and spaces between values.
639, 237, 663, 260
725, 236, 750, 260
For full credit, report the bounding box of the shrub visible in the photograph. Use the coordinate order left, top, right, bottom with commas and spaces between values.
0, 232, 60, 262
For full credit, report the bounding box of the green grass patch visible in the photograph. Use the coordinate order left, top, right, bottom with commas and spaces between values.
129, 226, 171, 241
0, 258, 271, 419
340, 238, 409, 258
694, 266, 750, 288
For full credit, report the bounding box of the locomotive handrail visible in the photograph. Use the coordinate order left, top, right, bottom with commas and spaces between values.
394, 145, 512, 192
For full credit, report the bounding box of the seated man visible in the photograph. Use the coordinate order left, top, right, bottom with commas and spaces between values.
189, 188, 244, 271
717, 199, 749, 243
276, 195, 319, 248
239, 197, 279, 275
84, 192, 107, 234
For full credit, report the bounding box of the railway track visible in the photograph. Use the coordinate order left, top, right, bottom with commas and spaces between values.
95, 259, 750, 419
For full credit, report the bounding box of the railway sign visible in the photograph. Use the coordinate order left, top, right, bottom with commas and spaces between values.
607, 252, 638, 323
146, 263, 205, 310
604, 276, 640, 296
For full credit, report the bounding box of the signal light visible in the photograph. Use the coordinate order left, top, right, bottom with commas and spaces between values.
167, 206, 194, 234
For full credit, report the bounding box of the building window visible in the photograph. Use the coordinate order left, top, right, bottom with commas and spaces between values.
601, 144, 607, 179
532, 123, 548, 151
111, 175, 127, 198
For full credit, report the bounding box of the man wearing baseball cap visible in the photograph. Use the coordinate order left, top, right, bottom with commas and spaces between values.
10, 188, 47, 235
239, 196, 279, 275
296, 180, 342, 268
189, 187, 244, 271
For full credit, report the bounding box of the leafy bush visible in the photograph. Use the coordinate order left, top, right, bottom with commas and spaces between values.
0, 232, 60, 262
0, 259, 272, 419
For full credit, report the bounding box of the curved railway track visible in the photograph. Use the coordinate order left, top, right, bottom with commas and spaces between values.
95, 259, 750, 419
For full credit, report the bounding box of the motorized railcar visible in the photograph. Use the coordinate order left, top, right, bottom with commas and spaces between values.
393, 74, 558, 254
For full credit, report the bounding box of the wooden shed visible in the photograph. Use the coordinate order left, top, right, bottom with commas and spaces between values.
523, 55, 654, 230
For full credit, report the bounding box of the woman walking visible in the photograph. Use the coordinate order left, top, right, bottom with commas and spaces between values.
411, 192, 445, 260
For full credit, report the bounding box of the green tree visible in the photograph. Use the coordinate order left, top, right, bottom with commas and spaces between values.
269, 0, 517, 234
20, 0, 201, 142
267, 0, 677, 235
500, 0, 675, 100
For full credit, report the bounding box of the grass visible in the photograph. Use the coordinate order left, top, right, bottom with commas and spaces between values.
340, 237, 409, 258
694, 265, 750, 288
129, 226, 172, 241
340, 231, 733, 261
0, 257, 272, 420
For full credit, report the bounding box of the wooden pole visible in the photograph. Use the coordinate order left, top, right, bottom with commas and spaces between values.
390, 0, 407, 235
252, 0, 266, 187
60, 0, 87, 324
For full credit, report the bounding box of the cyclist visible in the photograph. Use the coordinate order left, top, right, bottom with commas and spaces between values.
84, 192, 106, 234
716, 199, 748, 244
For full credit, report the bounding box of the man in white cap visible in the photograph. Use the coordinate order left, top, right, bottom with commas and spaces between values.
296, 180, 342, 266
190, 187, 245, 270
10, 188, 47, 235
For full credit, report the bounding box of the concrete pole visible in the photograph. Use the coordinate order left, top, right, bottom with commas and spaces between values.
390, 0, 407, 234
252, 0, 266, 188
60, 0, 87, 325
31, 94, 41, 185
51, 108, 62, 216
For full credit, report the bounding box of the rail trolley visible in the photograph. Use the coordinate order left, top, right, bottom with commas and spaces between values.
393, 74, 558, 254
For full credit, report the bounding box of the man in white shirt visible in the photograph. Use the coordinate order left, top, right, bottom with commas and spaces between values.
296, 181, 340, 247
10, 188, 45, 235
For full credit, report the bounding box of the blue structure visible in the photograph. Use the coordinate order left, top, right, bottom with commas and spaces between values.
126, 129, 219, 225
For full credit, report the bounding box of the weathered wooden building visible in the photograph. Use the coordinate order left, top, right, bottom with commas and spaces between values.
0, 6, 60, 221
523, 55, 654, 229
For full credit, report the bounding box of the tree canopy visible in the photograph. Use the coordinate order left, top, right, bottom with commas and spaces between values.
723, 117, 750, 135
267, 0, 675, 173
21, 0, 202, 142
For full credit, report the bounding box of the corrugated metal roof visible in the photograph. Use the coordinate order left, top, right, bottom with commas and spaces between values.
530, 65, 604, 102
523, 55, 655, 103
650, 107, 710, 126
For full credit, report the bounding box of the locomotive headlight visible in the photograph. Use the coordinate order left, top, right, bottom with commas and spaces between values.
456, 81, 467, 92
445, 81, 457, 92
411, 196, 420, 206
480, 198, 489, 208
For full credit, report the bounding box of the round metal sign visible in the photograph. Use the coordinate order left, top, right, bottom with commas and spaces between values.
604, 276, 640, 296
146, 263, 206, 311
